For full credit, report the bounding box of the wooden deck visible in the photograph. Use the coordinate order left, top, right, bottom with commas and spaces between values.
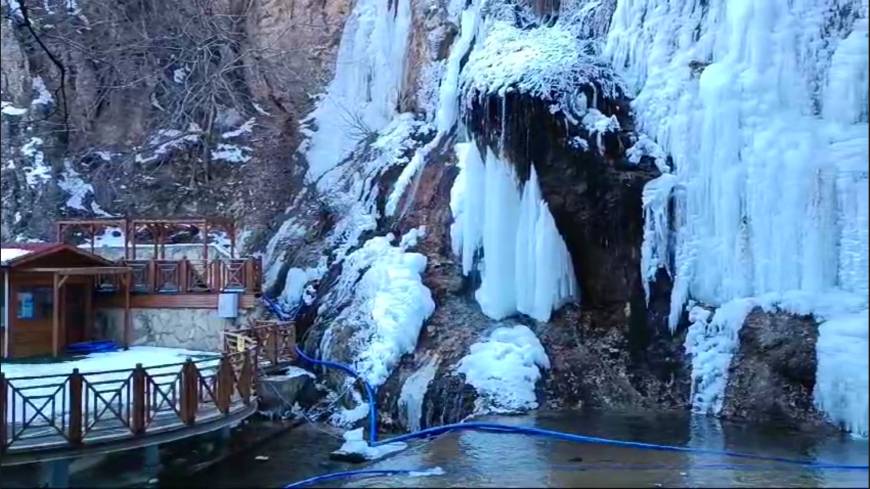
1, 347, 259, 466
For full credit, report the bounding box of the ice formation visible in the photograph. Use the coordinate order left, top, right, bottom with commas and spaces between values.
303, 0, 412, 185
450, 142, 577, 322
398, 358, 439, 432
606, 0, 869, 324
814, 312, 869, 437
455, 324, 550, 413
606, 0, 868, 434
684, 300, 756, 415
320, 233, 435, 388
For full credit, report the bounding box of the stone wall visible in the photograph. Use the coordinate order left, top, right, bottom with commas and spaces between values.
95, 307, 249, 352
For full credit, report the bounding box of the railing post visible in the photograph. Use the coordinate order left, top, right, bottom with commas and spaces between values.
238, 349, 252, 404
216, 356, 232, 414
180, 258, 189, 293
267, 326, 278, 365
132, 364, 146, 435
68, 369, 83, 446
244, 259, 254, 293
1, 373, 7, 454
148, 259, 157, 293
180, 360, 199, 425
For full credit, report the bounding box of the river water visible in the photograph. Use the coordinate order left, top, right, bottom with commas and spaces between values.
175, 409, 868, 488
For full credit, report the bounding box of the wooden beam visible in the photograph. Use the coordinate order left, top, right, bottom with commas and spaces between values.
90, 224, 96, 254
22, 267, 132, 275
2, 270, 9, 358
52, 273, 60, 357
124, 271, 131, 350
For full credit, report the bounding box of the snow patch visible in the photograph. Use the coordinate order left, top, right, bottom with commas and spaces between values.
31, 76, 53, 107
455, 324, 550, 413
58, 161, 112, 216
333, 428, 407, 461
211, 143, 252, 163
221, 118, 255, 139
1, 101, 27, 116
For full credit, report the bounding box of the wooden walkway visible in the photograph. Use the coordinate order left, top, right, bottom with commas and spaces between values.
1, 347, 258, 466
1, 321, 297, 466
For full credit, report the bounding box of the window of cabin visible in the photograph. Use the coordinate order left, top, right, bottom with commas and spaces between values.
16, 287, 53, 320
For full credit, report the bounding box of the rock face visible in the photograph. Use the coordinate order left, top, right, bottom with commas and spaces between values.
0, 0, 352, 243
461, 83, 690, 413
721, 308, 830, 430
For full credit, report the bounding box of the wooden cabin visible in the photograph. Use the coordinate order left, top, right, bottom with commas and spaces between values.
1, 244, 131, 358
2, 217, 263, 359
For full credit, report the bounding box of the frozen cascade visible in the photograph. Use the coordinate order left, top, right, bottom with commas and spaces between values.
450, 142, 577, 322
684, 299, 757, 415
605, 0, 869, 324
384, 0, 484, 217
814, 312, 869, 437
398, 358, 439, 432
605, 0, 868, 434
303, 0, 412, 186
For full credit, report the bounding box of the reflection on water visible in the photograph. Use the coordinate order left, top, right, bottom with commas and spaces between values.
180, 409, 869, 488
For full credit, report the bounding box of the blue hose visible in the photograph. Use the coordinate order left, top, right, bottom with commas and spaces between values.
295, 344, 378, 444
289, 345, 869, 487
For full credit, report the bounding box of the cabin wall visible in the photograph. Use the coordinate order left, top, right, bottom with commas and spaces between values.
7, 272, 93, 358
95, 307, 251, 352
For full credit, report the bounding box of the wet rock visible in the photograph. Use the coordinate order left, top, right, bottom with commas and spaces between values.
721, 308, 831, 430
258, 368, 316, 414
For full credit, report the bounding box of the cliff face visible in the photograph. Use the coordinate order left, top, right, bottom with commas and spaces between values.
0, 0, 350, 244
3, 0, 866, 438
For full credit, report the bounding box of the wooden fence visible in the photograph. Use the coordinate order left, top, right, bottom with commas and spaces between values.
1, 346, 257, 455
223, 321, 296, 370
97, 257, 262, 295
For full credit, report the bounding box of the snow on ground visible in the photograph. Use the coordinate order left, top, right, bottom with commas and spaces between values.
2, 101, 27, 116
221, 118, 255, 139
2, 347, 218, 424
59, 160, 112, 216
211, 143, 252, 163
135, 125, 202, 164
333, 428, 407, 461
455, 324, 550, 414
21, 137, 51, 186
31, 76, 53, 107
450, 141, 576, 322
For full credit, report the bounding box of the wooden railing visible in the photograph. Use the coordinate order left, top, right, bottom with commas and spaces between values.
1, 347, 258, 454
225, 321, 296, 369
110, 257, 263, 295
